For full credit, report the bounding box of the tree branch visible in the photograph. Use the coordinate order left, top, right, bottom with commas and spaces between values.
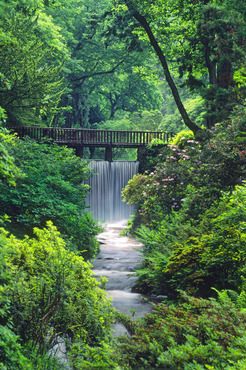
125, 2, 201, 134
71, 59, 126, 88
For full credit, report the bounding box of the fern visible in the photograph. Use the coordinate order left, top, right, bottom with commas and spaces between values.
212, 287, 234, 306
237, 291, 246, 309
136, 225, 160, 253
226, 289, 239, 304
212, 287, 246, 311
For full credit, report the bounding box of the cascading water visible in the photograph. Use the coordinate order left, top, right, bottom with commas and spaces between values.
86, 160, 152, 338
86, 161, 139, 221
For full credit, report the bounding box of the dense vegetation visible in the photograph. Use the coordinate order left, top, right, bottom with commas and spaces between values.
1, 0, 246, 368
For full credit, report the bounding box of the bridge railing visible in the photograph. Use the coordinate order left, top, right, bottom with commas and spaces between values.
10, 126, 174, 146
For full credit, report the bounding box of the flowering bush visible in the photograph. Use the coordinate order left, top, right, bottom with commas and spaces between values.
123, 110, 246, 228
123, 138, 202, 228
123, 109, 246, 297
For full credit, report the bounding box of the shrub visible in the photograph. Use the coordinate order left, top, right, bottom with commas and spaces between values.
114, 292, 246, 369
0, 137, 99, 258
132, 185, 246, 297
165, 223, 246, 297
133, 215, 182, 294
0, 128, 22, 187
125, 109, 246, 231
69, 341, 120, 369
138, 139, 169, 173
1, 222, 114, 354
170, 130, 194, 147
0, 326, 31, 369
0, 234, 31, 369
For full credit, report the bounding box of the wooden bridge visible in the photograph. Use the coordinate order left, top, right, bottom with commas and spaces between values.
11, 126, 174, 161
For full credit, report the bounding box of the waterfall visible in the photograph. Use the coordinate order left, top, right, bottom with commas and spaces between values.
86, 161, 139, 222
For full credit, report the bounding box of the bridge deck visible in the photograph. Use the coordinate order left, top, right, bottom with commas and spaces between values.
11, 126, 174, 148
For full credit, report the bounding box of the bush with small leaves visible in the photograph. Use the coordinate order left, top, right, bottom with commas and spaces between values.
114, 292, 246, 369
0, 137, 100, 258
1, 222, 114, 356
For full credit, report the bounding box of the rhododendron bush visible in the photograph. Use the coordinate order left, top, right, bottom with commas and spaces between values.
123, 109, 246, 227
123, 108, 246, 297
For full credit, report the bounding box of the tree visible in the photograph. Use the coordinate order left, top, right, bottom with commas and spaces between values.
115, 0, 246, 132
49, 0, 163, 128
93, 64, 163, 120
0, 0, 67, 126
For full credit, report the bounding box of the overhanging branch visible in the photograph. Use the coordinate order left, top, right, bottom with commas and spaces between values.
71, 59, 126, 88
124, 1, 201, 134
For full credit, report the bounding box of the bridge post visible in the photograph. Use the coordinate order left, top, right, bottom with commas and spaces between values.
105, 146, 112, 162
137, 146, 145, 161
75, 146, 83, 157
89, 146, 95, 159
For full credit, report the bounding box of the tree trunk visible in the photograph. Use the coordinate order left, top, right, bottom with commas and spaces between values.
129, 8, 201, 135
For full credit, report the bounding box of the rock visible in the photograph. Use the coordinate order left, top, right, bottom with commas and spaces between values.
156, 295, 168, 302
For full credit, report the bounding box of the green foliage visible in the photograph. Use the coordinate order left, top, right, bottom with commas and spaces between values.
132, 184, 246, 298
0, 326, 31, 369
114, 292, 246, 369
134, 249, 169, 295
130, 110, 164, 131
124, 107, 246, 295
133, 213, 184, 294
50, 0, 163, 128
0, 137, 100, 258
0, 128, 22, 187
170, 130, 194, 147
0, 107, 7, 125
147, 138, 166, 149
159, 94, 206, 133
165, 185, 246, 297
124, 108, 246, 230
1, 222, 114, 355
69, 341, 120, 369
0, 0, 67, 126
122, 173, 146, 206
119, 0, 246, 128
212, 287, 246, 313
137, 140, 169, 174
165, 225, 246, 297
0, 222, 65, 369
125, 143, 195, 228
0, 226, 31, 369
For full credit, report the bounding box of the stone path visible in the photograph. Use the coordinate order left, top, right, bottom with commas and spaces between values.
92, 222, 152, 336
